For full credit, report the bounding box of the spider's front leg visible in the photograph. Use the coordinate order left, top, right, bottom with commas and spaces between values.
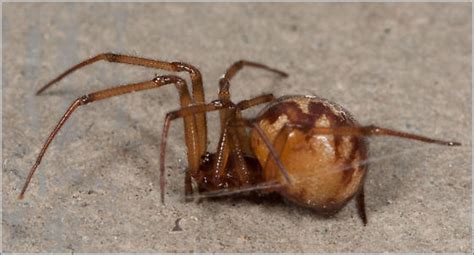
36, 53, 211, 197
19, 75, 200, 199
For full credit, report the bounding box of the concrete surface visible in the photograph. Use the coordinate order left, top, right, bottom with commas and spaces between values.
2, 3, 471, 253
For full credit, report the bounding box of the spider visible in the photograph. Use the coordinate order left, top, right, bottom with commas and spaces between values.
18, 53, 461, 225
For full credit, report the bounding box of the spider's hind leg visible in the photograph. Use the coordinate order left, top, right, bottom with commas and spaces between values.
356, 186, 368, 226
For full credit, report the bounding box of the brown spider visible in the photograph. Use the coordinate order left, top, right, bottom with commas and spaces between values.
19, 53, 460, 225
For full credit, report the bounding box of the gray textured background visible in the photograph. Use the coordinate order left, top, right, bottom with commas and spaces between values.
2, 3, 471, 252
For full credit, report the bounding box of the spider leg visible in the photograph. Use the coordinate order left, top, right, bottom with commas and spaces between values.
36, 53, 207, 159
217, 60, 287, 132
228, 120, 251, 185
235, 94, 276, 110
208, 94, 279, 191
221, 60, 288, 84
179, 95, 284, 200
251, 123, 293, 185
225, 94, 278, 184
208, 118, 251, 189
19, 75, 199, 199
159, 94, 280, 202
197, 118, 254, 193
227, 95, 293, 186
232, 94, 276, 155
356, 186, 367, 226
208, 94, 280, 189
261, 124, 293, 187
307, 125, 461, 146
219, 60, 287, 98
160, 101, 229, 203
211, 123, 232, 186
229, 118, 292, 186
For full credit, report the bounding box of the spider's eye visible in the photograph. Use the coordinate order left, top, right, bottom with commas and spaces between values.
200, 152, 212, 164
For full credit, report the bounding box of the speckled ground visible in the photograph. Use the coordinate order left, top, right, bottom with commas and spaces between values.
2, 3, 471, 253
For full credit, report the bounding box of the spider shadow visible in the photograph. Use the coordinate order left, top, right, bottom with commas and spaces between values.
194, 191, 348, 223
36, 89, 83, 97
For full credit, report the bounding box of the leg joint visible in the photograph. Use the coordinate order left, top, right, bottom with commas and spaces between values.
171, 62, 200, 75
78, 94, 92, 105
102, 52, 119, 62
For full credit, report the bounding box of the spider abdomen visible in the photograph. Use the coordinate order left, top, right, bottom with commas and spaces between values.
250, 95, 369, 214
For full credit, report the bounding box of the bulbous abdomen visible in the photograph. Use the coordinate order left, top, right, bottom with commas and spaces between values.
250, 95, 368, 214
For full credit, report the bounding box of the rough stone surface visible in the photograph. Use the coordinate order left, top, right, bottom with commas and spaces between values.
3, 3, 471, 253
